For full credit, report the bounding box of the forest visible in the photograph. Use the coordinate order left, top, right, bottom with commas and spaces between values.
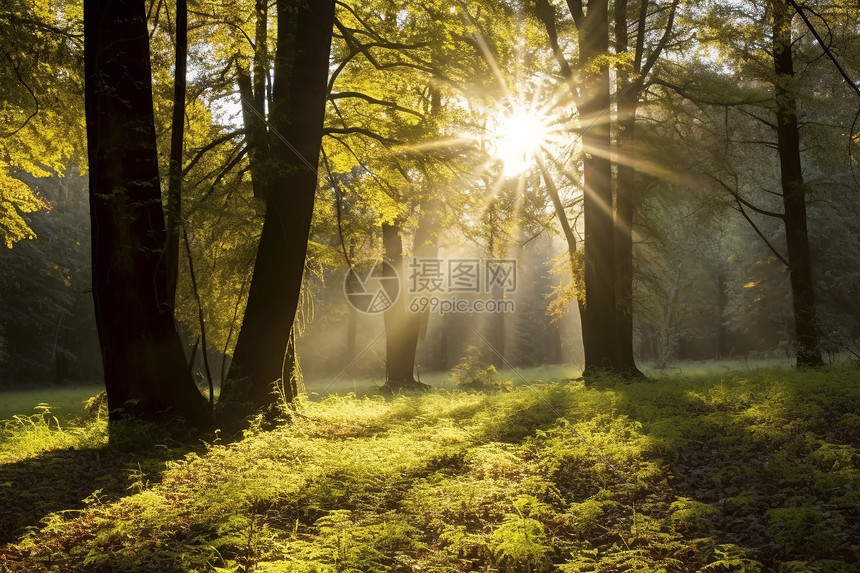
1, 0, 860, 570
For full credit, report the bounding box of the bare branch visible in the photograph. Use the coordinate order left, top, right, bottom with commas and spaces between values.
187, 11, 255, 48
737, 106, 777, 129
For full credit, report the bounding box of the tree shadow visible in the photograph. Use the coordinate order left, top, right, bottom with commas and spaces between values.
587, 370, 860, 568
0, 439, 203, 545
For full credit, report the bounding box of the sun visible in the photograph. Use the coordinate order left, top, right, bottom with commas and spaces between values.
492, 103, 553, 177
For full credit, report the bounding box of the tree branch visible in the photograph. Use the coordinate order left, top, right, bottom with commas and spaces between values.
565, 0, 584, 29
532, 0, 578, 97
182, 129, 247, 176
737, 106, 777, 129
323, 126, 400, 145
1, 14, 83, 41
639, 0, 680, 79
734, 200, 789, 267
707, 173, 785, 219
329, 91, 424, 118
0, 48, 39, 137
649, 77, 771, 107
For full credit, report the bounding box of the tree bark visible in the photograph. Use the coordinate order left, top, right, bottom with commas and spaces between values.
576, 0, 619, 376
614, 96, 642, 377
613, 0, 647, 377
772, 0, 823, 368
84, 0, 211, 426
236, 0, 271, 200
381, 222, 427, 392
220, 0, 336, 416
165, 0, 187, 312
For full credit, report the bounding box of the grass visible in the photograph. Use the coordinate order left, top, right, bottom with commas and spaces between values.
0, 383, 104, 421
1, 365, 859, 572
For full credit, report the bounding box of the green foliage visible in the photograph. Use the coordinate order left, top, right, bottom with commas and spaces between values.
0, 402, 106, 463
669, 497, 719, 533
490, 496, 552, 571
0, 0, 84, 247
450, 347, 513, 392
3, 368, 860, 571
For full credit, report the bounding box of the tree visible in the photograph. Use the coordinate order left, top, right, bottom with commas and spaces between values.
317, 1, 501, 391
612, 0, 679, 377
663, 0, 844, 368
0, 0, 83, 248
84, 0, 211, 425
771, 0, 823, 367
165, 0, 189, 313
532, 0, 679, 377
219, 0, 336, 417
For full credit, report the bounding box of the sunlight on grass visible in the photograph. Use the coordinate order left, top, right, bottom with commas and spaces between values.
0, 403, 107, 464
1, 367, 859, 571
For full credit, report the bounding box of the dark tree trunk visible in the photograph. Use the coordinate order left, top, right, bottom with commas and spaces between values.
220, 0, 336, 415
84, 0, 211, 426
716, 270, 729, 359
487, 283, 506, 369
611, 0, 649, 379
165, 0, 187, 312
613, 95, 645, 379
535, 0, 676, 379
412, 198, 440, 344
772, 0, 823, 368
237, 0, 271, 200
381, 223, 427, 392
439, 313, 451, 370
576, 0, 619, 376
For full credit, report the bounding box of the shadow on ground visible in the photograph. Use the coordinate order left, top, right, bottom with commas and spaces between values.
0, 441, 201, 545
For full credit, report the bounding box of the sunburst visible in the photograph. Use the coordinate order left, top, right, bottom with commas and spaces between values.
491, 101, 555, 178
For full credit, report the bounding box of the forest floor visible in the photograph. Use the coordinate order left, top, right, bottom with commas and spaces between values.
0, 365, 858, 572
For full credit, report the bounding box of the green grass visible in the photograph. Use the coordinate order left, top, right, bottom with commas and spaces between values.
302, 364, 583, 398
0, 383, 104, 421
1, 366, 859, 572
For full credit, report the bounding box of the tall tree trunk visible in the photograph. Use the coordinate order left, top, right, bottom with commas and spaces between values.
236, 0, 271, 200
485, 214, 506, 368
772, 0, 823, 368
381, 222, 427, 391
84, 0, 211, 426
613, 0, 646, 378
716, 269, 729, 359
613, 98, 642, 377
408, 197, 440, 367
532, 0, 617, 375
220, 0, 336, 415
487, 282, 506, 368
577, 0, 618, 376
165, 0, 187, 312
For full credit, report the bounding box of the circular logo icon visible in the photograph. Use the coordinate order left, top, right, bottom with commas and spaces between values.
344, 259, 400, 314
